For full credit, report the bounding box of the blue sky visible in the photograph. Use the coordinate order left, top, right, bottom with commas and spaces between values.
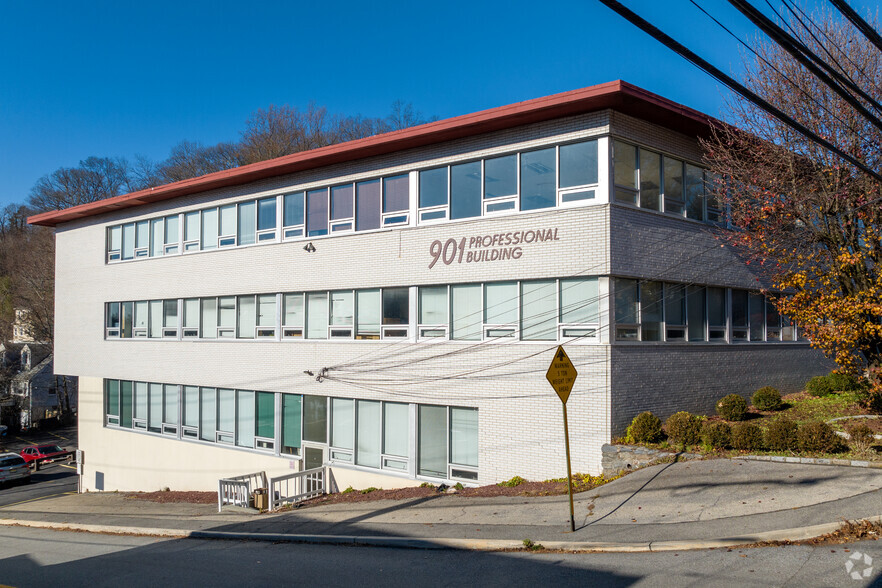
0, 1, 845, 209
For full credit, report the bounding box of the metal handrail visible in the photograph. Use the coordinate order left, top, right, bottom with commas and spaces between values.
268, 466, 326, 511
217, 470, 268, 512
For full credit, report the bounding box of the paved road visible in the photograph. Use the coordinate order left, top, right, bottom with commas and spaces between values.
0, 526, 879, 587
0, 425, 78, 508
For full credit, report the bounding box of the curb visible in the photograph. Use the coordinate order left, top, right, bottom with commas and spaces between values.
1, 516, 879, 553
739, 455, 882, 469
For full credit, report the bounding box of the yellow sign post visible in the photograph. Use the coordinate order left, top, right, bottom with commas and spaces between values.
546, 345, 578, 532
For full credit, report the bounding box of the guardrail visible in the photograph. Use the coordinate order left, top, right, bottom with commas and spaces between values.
268, 466, 326, 511
217, 470, 268, 512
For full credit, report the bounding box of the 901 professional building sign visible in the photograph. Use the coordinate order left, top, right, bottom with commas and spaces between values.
30, 80, 830, 492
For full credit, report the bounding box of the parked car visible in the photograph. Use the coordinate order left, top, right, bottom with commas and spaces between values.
20, 445, 73, 467
0, 452, 31, 485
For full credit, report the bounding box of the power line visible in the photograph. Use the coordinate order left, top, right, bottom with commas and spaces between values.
828, 0, 882, 52
596, 0, 882, 183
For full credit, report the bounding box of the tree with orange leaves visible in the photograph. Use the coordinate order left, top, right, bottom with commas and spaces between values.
703, 8, 882, 402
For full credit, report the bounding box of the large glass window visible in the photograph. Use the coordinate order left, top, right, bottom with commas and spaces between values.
520, 148, 556, 211
356, 289, 381, 339
217, 388, 236, 441
383, 175, 409, 213
256, 391, 274, 440
303, 395, 327, 443
201, 208, 218, 250
148, 383, 163, 432
236, 390, 255, 448
331, 185, 354, 221
382, 288, 409, 325
120, 381, 133, 428
419, 286, 448, 327
749, 293, 765, 341
237, 295, 256, 339
419, 167, 448, 208
356, 400, 381, 468
450, 162, 481, 220
306, 189, 329, 237
664, 158, 685, 215
383, 402, 409, 459
219, 205, 236, 245
451, 284, 482, 340
257, 197, 277, 235
731, 289, 749, 341
521, 280, 557, 340
281, 394, 302, 455
218, 296, 236, 337
184, 211, 200, 251
484, 282, 518, 326
685, 163, 705, 221
665, 284, 687, 340
450, 407, 478, 468
418, 405, 447, 478
560, 140, 598, 189
687, 286, 706, 342
183, 386, 199, 429
283, 293, 304, 338
306, 292, 328, 339
560, 278, 598, 324
355, 180, 381, 231
283, 192, 305, 238
238, 201, 256, 246
707, 287, 727, 340
484, 155, 517, 199
201, 298, 218, 339
151, 218, 164, 257
614, 278, 639, 341
640, 281, 663, 341
639, 149, 661, 210
200, 388, 217, 442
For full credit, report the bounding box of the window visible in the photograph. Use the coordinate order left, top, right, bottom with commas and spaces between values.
614, 279, 639, 341
382, 175, 409, 225
108, 226, 122, 261
330, 184, 354, 232
521, 280, 557, 340
664, 157, 685, 216
238, 201, 256, 246
281, 394, 302, 455
162, 300, 178, 338
164, 214, 180, 254
122, 223, 135, 260
685, 164, 705, 221
257, 294, 276, 338
560, 278, 599, 339
236, 390, 255, 448
483, 154, 518, 213
217, 388, 235, 444
520, 148, 555, 211
355, 180, 381, 231
419, 286, 448, 338
382, 288, 409, 338
237, 296, 256, 339
731, 289, 749, 341
200, 387, 217, 442
184, 211, 200, 252
639, 149, 661, 211
105, 380, 119, 425
665, 284, 687, 340
687, 286, 706, 342
451, 284, 482, 341
329, 291, 354, 338
283, 293, 304, 339
306, 189, 329, 237
766, 298, 781, 341
356, 400, 382, 468
418, 404, 478, 481
306, 292, 328, 339
419, 167, 448, 222
218, 297, 236, 338
356, 289, 381, 340
303, 395, 327, 444
256, 391, 275, 449
150, 218, 164, 257
749, 293, 765, 341
450, 162, 481, 220
484, 282, 518, 338
106, 303, 120, 338
707, 287, 727, 340
383, 402, 409, 469
218, 205, 236, 247
135, 221, 149, 258
182, 386, 199, 437
257, 197, 277, 241
330, 398, 354, 461
183, 299, 200, 338
613, 140, 638, 204
283, 192, 305, 239
201, 298, 217, 339
640, 281, 663, 341
201, 208, 218, 250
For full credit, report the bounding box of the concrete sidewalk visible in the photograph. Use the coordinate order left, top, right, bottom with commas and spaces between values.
1, 458, 880, 552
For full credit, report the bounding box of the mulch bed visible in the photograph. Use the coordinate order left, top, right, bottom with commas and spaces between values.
125, 490, 217, 504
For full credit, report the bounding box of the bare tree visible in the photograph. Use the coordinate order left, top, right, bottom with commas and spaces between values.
28, 156, 136, 212
155, 140, 242, 183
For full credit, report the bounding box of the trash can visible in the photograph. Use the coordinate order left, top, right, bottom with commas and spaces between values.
253, 488, 268, 510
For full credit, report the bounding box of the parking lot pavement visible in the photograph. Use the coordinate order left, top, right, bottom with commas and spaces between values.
0, 424, 78, 455
0, 424, 79, 508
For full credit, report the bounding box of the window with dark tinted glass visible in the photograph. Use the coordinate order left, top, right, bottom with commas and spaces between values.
355, 180, 381, 231
383, 175, 409, 213
306, 189, 328, 236
520, 148, 556, 211
559, 140, 598, 188
419, 167, 448, 208
484, 155, 517, 198
450, 162, 481, 219
382, 288, 409, 325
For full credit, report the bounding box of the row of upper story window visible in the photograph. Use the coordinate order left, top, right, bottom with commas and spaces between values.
104, 136, 718, 263
104, 379, 479, 482
613, 140, 723, 223
614, 279, 805, 343
104, 278, 601, 343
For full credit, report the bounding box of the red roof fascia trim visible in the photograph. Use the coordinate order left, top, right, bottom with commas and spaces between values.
29, 81, 717, 227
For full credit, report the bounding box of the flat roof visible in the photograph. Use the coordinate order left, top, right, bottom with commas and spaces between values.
29, 80, 717, 227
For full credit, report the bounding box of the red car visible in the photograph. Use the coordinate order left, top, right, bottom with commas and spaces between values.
19, 445, 73, 466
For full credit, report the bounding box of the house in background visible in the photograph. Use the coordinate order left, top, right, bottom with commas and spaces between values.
0, 342, 77, 431
12, 308, 36, 344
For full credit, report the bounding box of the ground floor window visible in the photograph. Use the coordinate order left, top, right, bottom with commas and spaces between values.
104, 379, 478, 482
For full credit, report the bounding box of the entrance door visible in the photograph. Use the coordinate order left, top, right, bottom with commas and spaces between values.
304, 446, 324, 470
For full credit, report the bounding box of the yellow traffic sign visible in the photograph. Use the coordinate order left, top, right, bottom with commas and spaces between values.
546, 345, 577, 404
